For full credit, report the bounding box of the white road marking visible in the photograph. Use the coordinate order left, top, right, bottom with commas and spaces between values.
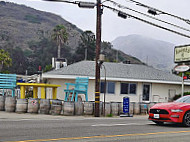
91, 123, 152, 127
0, 118, 64, 121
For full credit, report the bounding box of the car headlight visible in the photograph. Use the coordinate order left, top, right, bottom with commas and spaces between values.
171, 109, 183, 112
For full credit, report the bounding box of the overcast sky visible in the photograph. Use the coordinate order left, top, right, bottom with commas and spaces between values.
7, 0, 190, 45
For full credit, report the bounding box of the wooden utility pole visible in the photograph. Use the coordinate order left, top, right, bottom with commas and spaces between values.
95, 0, 102, 117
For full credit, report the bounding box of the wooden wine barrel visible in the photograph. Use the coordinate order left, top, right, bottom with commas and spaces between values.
5, 97, 16, 112
39, 99, 50, 114
28, 98, 39, 113
16, 99, 28, 113
0, 95, 5, 111
63, 101, 75, 116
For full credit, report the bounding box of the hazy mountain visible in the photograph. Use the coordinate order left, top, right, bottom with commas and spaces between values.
112, 34, 175, 71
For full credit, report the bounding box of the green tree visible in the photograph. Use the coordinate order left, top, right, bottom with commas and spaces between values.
75, 31, 96, 61
27, 38, 57, 75
43, 64, 52, 73
0, 49, 12, 71
51, 25, 68, 58
8, 47, 28, 74
101, 41, 116, 62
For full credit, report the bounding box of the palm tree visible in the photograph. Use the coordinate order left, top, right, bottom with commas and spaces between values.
51, 25, 68, 58
76, 31, 96, 61
0, 49, 12, 71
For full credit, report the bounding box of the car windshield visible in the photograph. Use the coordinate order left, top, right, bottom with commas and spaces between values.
175, 96, 190, 103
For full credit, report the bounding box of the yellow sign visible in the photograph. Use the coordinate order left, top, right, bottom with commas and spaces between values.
175, 45, 190, 63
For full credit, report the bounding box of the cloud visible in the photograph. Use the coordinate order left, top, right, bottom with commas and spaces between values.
8, 0, 190, 45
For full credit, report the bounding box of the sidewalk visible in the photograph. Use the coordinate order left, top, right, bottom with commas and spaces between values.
0, 111, 148, 120
0, 111, 89, 120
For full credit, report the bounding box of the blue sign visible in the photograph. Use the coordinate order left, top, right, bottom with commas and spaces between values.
123, 97, 130, 113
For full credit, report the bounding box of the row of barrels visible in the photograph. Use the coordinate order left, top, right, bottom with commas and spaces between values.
0, 96, 94, 115
0, 96, 62, 114
0, 96, 156, 116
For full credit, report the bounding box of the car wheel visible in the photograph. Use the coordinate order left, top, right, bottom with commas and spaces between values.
153, 121, 164, 125
183, 111, 190, 127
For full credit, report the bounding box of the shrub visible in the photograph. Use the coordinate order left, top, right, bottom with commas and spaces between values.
106, 113, 113, 117
172, 92, 190, 101
24, 14, 41, 24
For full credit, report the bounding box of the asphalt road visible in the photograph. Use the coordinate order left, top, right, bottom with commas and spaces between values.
0, 112, 190, 142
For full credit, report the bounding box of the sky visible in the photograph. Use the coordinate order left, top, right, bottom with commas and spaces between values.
6, 0, 190, 45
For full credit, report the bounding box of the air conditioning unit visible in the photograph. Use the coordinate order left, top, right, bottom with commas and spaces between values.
52, 57, 67, 70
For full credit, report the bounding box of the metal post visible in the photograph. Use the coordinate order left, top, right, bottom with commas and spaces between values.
85, 48, 87, 60
41, 87, 46, 99
182, 72, 184, 97
116, 50, 118, 62
33, 87, 38, 98
102, 64, 106, 117
95, 0, 102, 117
20, 86, 25, 99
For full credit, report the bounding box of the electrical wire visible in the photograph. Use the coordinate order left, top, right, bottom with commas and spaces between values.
126, 0, 190, 24
105, 0, 190, 33
103, 4, 190, 39
102, 0, 110, 3
44, 0, 190, 38
43, 0, 78, 4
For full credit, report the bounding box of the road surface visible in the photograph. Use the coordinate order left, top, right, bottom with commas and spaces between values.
0, 112, 190, 142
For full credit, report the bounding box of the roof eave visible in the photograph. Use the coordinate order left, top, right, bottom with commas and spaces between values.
42, 74, 186, 85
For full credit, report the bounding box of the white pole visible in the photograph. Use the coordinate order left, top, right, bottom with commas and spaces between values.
85, 48, 87, 60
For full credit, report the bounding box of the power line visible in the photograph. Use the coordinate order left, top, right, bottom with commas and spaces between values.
43, 0, 77, 4
126, 0, 190, 25
47, 0, 190, 33
43, 0, 96, 8
44, 0, 190, 38
105, 0, 190, 33
43, 0, 96, 6
103, 4, 190, 39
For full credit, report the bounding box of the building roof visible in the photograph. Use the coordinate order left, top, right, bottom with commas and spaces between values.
43, 61, 184, 84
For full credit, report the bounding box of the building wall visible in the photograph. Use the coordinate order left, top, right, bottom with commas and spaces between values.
151, 83, 190, 102
45, 78, 95, 101
45, 79, 141, 102
45, 78, 190, 103
46, 78, 74, 100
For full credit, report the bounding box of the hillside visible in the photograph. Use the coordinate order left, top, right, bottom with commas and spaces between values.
112, 34, 175, 71
0, 2, 144, 75
0, 1, 82, 50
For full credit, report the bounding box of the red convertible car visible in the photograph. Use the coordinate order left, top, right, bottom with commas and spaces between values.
149, 95, 190, 126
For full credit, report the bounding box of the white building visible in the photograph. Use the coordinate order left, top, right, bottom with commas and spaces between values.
42, 61, 190, 103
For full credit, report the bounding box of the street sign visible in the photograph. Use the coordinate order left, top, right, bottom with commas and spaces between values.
123, 97, 130, 114
174, 65, 190, 72
174, 45, 190, 63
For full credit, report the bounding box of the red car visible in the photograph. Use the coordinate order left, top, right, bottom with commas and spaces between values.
149, 95, 190, 126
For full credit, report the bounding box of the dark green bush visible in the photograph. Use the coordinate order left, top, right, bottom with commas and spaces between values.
106, 113, 113, 117
172, 92, 190, 101
24, 14, 41, 24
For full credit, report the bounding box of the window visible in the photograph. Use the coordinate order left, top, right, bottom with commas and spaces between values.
120, 83, 137, 94
100, 82, 105, 93
107, 82, 115, 94
129, 83, 136, 94
100, 81, 115, 94
142, 84, 150, 101
121, 83, 128, 94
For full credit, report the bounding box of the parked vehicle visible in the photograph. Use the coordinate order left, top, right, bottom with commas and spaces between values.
149, 95, 190, 126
